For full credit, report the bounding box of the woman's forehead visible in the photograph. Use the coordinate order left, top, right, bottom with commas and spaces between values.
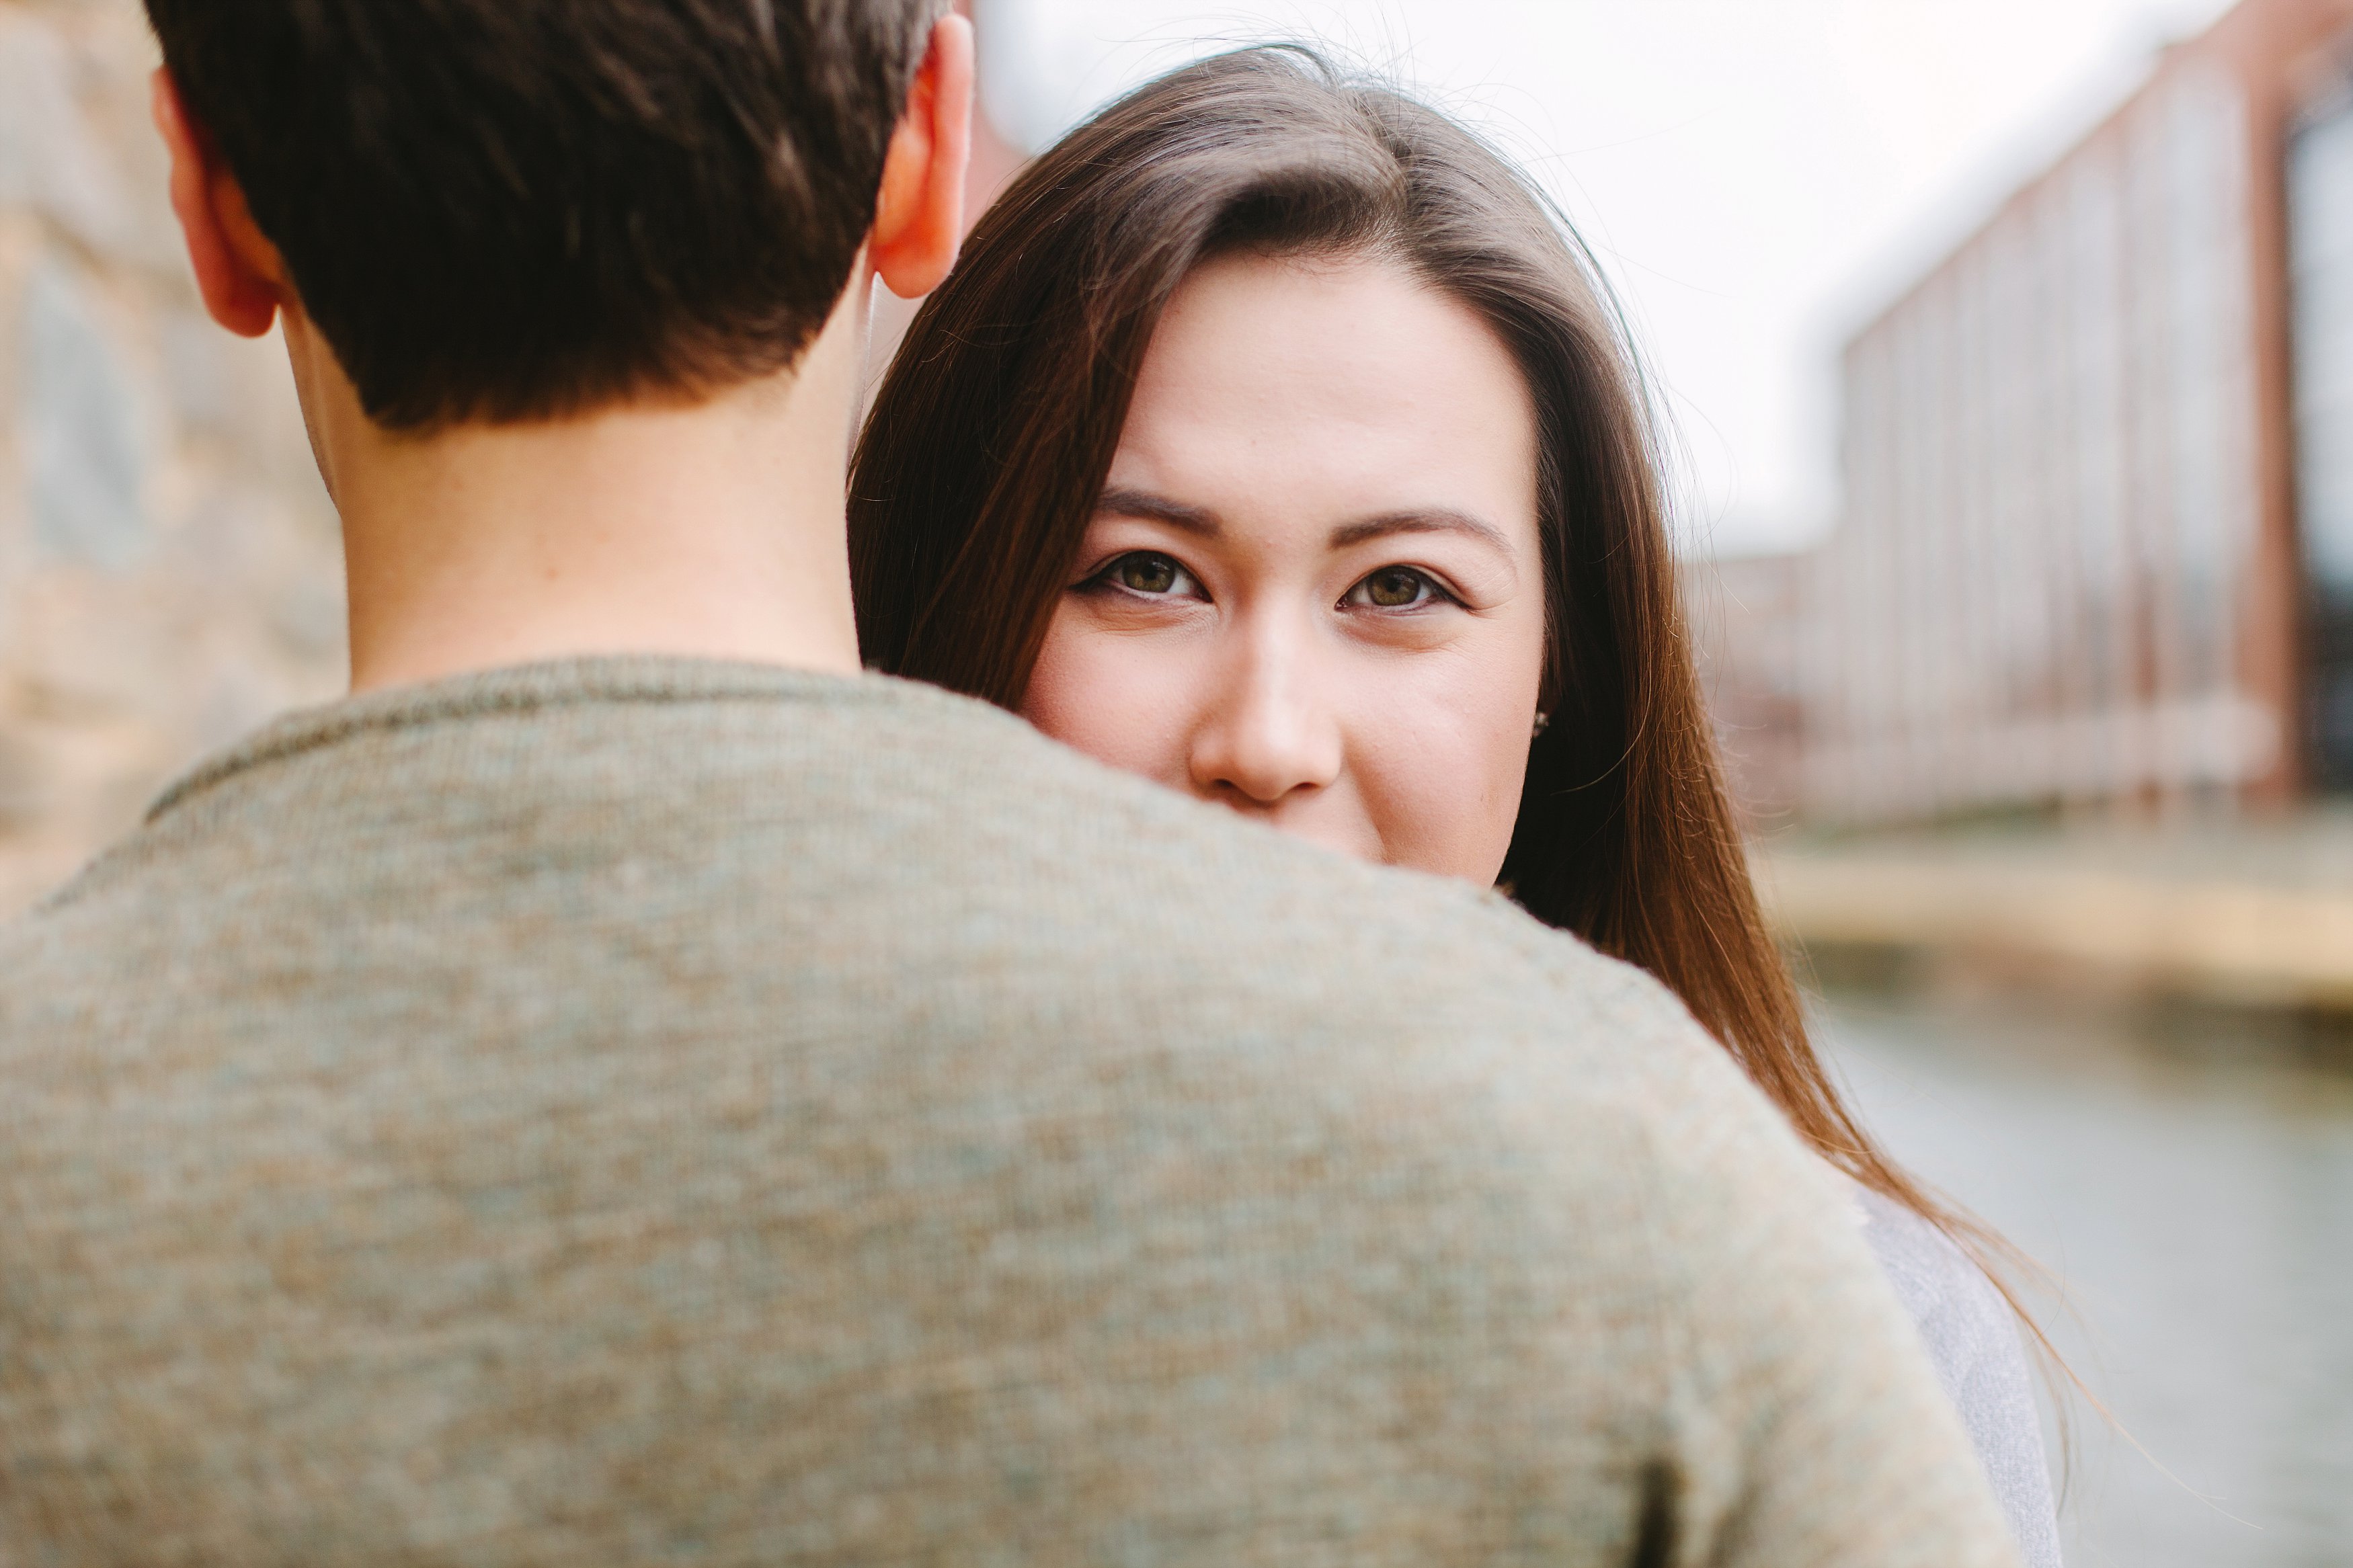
1141, 253, 1525, 411
1114, 253, 1539, 536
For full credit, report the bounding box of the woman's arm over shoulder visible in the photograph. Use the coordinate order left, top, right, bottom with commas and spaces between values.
1853, 1184, 2063, 1568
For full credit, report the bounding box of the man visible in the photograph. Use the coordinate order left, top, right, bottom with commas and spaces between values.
0, 3, 2020, 1561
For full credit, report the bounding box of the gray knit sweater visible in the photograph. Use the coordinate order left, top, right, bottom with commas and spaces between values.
0, 658, 2019, 1565
1856, 1185, 2063, 1567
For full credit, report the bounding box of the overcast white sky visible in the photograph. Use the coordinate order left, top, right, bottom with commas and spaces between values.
973, 0, 2242, 555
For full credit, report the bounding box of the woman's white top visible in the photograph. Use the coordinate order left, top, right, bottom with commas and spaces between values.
1851, 1180, 2063, 1568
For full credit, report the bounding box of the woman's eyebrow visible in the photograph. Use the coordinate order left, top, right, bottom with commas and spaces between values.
1329, 510, 1513, 553
1095, 487, 1222, 536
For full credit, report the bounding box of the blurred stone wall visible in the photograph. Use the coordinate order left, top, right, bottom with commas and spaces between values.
0, 0, 346, 915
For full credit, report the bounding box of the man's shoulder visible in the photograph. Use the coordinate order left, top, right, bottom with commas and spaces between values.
1, 656, 1728, 1122
853, 674, 1724, 1087
0, 662, 1781, 1342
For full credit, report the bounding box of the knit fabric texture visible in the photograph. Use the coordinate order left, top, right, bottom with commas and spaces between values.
0, 657, 2018, 1566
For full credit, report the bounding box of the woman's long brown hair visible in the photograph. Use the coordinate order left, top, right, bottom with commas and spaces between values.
850, 45, 2050, 1348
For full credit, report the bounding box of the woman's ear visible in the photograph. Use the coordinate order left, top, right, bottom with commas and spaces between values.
151, 69, 293, 338
867, 10, 975, 302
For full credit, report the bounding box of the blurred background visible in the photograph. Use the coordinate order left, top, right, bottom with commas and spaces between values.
3, 0, 2350, 1559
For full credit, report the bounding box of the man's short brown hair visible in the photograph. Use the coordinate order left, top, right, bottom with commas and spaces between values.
147, 0, 939, 430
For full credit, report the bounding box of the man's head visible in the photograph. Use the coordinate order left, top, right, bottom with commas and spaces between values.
146, 0, 967, 431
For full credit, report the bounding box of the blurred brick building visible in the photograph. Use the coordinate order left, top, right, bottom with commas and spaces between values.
1687, 550, 1808, 827
1802, 0, 2353, 824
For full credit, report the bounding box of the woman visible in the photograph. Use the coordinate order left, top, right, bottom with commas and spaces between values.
851, 46, 2061, 1563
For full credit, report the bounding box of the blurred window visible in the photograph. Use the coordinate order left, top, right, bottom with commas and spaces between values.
2290, 80, 2353, 787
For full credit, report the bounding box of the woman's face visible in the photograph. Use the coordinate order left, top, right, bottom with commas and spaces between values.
1022, 252, 1549, 883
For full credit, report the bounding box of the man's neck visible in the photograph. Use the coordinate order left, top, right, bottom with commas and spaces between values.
301, 281, 874, 695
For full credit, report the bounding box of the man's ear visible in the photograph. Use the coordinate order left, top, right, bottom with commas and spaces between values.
868, 10, 975, 301
151, 68, 294, 338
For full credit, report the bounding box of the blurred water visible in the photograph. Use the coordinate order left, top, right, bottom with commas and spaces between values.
1822, 998, 2353, 1568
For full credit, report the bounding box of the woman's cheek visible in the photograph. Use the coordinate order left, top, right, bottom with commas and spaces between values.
1023, 612, 1199, 785
1368, 635, 1543, 882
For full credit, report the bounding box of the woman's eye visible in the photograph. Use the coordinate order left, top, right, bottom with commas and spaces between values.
1348, 567, 1445, 610
1119, 553, 1179, 593
1101, 551, 1198, 597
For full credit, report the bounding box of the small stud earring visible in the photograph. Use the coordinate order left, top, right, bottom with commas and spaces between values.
1531, 712, 1550, 738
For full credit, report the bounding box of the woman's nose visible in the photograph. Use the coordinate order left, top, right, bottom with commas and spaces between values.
1185, 624, 1344, 808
